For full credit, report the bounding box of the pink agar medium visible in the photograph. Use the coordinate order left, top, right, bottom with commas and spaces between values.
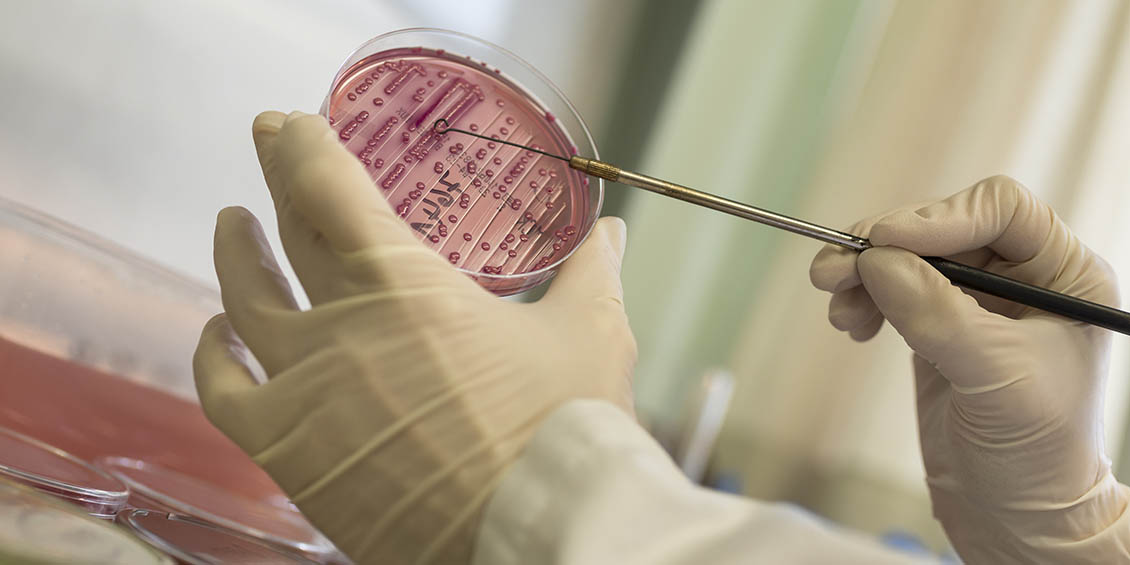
324, 48, 589, 294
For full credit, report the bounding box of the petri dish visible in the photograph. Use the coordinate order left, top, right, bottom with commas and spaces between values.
0, 426, 128, 518
0, 477, 171, 564
116, 509, 320, 565
96, 457, 336, 559
321, 28, 603, 296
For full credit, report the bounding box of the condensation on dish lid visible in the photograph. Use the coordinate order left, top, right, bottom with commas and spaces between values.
0, 425, 129, 518
322, 29, 602, 296
95, 457, 337, 559
117, 509, 321, 565
0, 478, 172, 564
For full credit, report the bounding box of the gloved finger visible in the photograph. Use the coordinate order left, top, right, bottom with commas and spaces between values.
252, 110, 288, 155
213, 206, 302, 375
848, 309, 884, 342
868, 176, 1121, 306
810, 199, 962, 295
810, 220, 871, 293
260, 111, 420, 252
541, 217, 628, 309
193, 314, 261, 445
810, 244, 861, 292
868, 175, 1054, 262
828, 285, 881, 332
857, 246, 1014, 387
254, 111, 356, 304
809, 214, 902, 293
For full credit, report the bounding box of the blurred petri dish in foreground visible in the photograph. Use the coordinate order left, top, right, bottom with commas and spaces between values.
0, 426, 128, 518
96, 456, 336, 559
322, 28, 603, 296
0, 477, 171, 564
117, 508, 320, 565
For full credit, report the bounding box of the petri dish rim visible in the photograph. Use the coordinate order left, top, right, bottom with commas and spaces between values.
320, 27, 604, 291
0, 426, 129, 517
116, 508, 320, 565
0, 478, 172, 564
95, 456, 334, 557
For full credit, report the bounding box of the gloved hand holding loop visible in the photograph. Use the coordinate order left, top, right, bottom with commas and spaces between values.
810, 175, 1130, 563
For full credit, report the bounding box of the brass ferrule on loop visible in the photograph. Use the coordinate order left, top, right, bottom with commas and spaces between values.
568, 156, 621, 182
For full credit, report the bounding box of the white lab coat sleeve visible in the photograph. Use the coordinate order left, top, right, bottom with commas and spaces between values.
472, 399, 938, 565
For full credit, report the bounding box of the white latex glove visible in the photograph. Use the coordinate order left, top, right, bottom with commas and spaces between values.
809, 176, 1130, 563
192, 111, 636, 564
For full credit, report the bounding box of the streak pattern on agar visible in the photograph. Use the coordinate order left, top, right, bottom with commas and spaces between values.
325, 48, 590, 286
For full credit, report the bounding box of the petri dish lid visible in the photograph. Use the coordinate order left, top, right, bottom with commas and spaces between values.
96, 456, 335, 558
0, 477, 171, 564
117, 508, 320, 565
0, 425, 128, 518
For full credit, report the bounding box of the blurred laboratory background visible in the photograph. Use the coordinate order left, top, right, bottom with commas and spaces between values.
4, 0, 1130, 555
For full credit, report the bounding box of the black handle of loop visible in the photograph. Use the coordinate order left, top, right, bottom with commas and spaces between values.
923, 256, 1130, 336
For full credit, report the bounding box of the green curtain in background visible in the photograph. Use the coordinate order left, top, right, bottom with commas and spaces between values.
619, 0, 1130, 551
622, 0, 865, 425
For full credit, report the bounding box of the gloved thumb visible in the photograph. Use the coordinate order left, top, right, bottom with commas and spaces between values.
542, 217, 628, 309
857, 247, 1012, 386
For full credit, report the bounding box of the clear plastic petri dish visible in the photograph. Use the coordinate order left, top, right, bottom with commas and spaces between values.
321, 28, 603, 296
96, 457, 336, 559
116, 508, 321, 565
0, 426, 129, 518
0, 477, 172, 564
